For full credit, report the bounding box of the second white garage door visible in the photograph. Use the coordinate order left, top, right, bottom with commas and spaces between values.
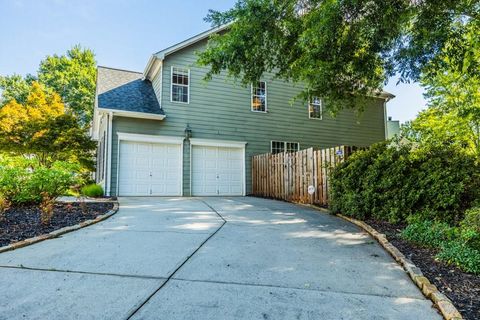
192, 145, 244, 196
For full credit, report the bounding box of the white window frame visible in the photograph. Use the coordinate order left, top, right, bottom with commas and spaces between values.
251, 81, 267, 113
309, 96, 323, 120
170, 66, 190, 104
270, 141, 300, 154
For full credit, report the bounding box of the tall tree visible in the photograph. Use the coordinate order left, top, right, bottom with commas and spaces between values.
37, 45, 96, 124
0, 82, 96, 168
0, 74, 36, 106
402, 20, 480, 156
198, 0, 479, 113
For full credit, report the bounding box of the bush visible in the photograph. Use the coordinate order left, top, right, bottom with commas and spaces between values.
81, 184, 104, 198
437, 241, 480, 274
329, 142, 480, 223
0, 159, 79, 205
401, 221, 457, 248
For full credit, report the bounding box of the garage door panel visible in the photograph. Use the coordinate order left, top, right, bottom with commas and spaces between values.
118, 140, 182, 196
192, 145, 244, 196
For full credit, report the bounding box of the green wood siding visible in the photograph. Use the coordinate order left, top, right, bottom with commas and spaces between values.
110, 40, 386, 196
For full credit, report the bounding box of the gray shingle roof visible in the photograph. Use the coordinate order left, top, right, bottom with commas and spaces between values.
97, 66, 164, 115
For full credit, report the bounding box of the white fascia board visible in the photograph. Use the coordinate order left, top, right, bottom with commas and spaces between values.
97, 108, 166, 121
117, 132, 184, 145
190, 138, 247, 148
154, 23, 231, 61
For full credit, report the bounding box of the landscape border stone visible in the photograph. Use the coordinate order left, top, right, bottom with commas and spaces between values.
0, 201, 119, 254
300, 204, 463, 320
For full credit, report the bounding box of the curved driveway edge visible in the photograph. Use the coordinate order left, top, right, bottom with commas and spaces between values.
0, 197, 442, 320
337, 213, 463, 320
0, 202, 119, 254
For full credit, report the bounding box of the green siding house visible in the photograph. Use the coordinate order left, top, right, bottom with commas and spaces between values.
91, 25, 394, 197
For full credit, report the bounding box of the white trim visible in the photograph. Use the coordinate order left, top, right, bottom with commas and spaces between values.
106, 112, 113, 196
98, 108, 166, 121
189, 139, 247, 196
251, 81, 268, 113
159, 63, 163, 107
170, 66, 190, 104
270, 140, 300, 153
190, 138, 247, 148
308, 97, 323, 120
117, 132, 184, 145
116, 134, 184, 197
383, 100, 388, 140
154, 23, 232, 61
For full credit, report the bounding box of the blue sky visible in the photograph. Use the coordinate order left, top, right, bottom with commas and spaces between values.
0, 0, 426, 123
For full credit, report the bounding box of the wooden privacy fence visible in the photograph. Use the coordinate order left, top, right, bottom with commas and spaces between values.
251, 146, 358, 206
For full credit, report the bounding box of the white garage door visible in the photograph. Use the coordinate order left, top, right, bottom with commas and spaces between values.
192, 145, 244, 196
118, 141, 182, 196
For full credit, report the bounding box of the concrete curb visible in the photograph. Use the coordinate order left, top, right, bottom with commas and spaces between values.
298, 204, 463, 320
0, 202, 119, 254
336, 213, 463, 320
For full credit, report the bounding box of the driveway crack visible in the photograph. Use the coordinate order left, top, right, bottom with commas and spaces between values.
124, 199, 226, 320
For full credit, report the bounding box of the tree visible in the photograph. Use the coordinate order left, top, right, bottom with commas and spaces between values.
37, 45, 96, 125
198, 0, 479, 113
0, 74, 36, 106
403, 20, 480, 156
0, 82, 96, 168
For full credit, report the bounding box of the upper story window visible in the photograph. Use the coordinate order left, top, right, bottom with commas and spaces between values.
309, 96, 322, 119
271, 141, 300, 154
171, 67, 189, 103
251, 81, 267, 112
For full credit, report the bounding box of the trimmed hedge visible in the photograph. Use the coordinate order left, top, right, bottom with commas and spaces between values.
329, 142, 480, 223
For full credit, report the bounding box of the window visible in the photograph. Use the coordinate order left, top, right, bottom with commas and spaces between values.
251, 81, 267, 112
171, 67, 189, 103
309, 96, 322, 119
271, 141, 300, 154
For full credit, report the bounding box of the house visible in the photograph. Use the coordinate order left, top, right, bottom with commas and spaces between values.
91, 25, 395, 197
386, 116, 401, 139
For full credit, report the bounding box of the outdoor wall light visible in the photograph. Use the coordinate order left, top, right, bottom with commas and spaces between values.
184, 124, 192, 139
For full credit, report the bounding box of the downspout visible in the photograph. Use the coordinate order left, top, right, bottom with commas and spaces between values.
106, 112, 113, 196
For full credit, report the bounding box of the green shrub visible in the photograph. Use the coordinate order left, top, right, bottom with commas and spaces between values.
329, 142, 480, 223
0, 159, 79, 205
461, 207, 480, 232
401, 221, 457, 248
437, 241, 480, 274
81, 184, 104, 198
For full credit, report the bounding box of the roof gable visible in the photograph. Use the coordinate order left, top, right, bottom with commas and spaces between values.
97, 66, 164, 115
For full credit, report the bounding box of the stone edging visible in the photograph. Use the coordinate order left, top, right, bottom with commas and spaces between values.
298, 203, 463, 320
0, 202, 119, 254
337, 213, 463, 320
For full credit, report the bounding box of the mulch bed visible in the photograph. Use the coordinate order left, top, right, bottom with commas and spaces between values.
367, 219, 480, 320
0, 201, 114, 248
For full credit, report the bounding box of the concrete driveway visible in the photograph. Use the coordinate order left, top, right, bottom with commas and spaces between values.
0, 197, 441, 319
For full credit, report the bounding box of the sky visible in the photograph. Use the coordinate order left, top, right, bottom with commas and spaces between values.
0, 0, 426, 123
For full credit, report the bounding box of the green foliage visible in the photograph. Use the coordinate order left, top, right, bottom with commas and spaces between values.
0, 74, 36, 106
330, 142, 480, 223
461, 207, 480, 233
0, 158, 79, 205
81, 184, 104, 198
402, 219, 480, 274
0, 82, 96, 169
401, 221, 457, 248
198, 0, 479, 113
436, 241, 480, 274
38, 45, 96, 124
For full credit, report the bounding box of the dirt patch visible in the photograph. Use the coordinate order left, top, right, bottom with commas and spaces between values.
0, 202, 114, 247
367, 219, 480, 320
